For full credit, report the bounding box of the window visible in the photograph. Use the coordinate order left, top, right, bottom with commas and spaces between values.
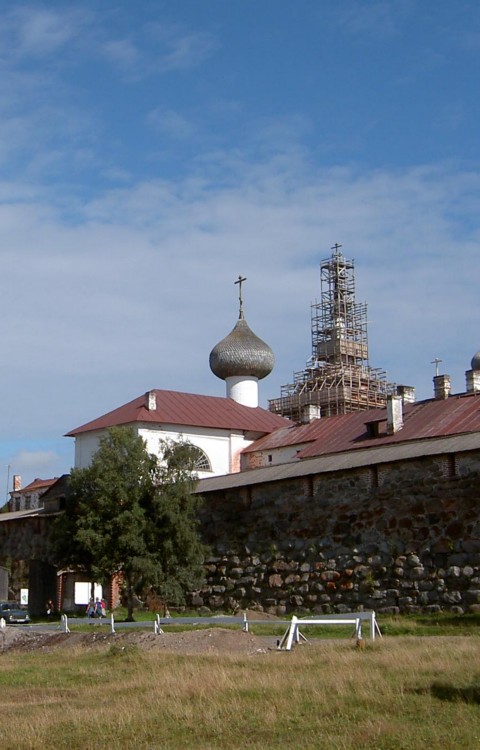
190, 446, 212, 472
160, 440, 213, 473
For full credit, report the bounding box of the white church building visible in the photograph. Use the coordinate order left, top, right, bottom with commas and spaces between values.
67, 280, 288, 478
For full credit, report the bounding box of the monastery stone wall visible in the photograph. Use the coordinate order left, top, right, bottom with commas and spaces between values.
0, 515, 54, 563
193, 450, 480, 615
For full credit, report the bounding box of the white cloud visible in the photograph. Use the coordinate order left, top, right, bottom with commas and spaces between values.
0, 6, 89, 61
16, 8, 77, 56
102, 38, 140, 71
147, 108, 195, 140
100, 25, 216, 80
329, 0, 414, 38
157, 30, 216, 71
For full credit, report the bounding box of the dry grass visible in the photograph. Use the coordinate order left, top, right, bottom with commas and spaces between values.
1, 636, 480, 749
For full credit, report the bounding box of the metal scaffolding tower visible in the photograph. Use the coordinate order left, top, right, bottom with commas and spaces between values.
269, 245, 395, 423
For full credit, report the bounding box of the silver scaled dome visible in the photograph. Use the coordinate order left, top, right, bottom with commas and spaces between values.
471, 351, 480, 371
209, 317, 275, 381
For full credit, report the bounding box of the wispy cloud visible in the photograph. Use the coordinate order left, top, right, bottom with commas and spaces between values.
329, 0, 414, 37
100, 24, 216, 80
155, 27, 216, 71
102, 38, 139, 71
15, 7, 78, 57
0, 6, 89, 62
147, 108, 195, 140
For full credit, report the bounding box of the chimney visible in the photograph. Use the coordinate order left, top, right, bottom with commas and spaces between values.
396, 384, 415, 404
433, 374, 451, 400
13, 475, 21, 491
466, 370, 480, 394
300, 404, 321, 424
145, 391, 157, 411
387, 395, 403, 435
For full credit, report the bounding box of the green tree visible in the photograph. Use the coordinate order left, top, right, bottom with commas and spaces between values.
51, 427, 206, 620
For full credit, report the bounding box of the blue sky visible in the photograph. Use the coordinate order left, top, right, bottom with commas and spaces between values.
0, 0, 479, 496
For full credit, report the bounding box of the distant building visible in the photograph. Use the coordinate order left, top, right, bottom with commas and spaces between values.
66, 389, 287, 477
8, 477, 59, 512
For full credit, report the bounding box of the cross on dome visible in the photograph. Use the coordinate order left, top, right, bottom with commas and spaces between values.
234, 275, 247, 319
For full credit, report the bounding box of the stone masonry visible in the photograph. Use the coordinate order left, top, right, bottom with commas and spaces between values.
0, 448, 479, 617
192, 450, 480, 615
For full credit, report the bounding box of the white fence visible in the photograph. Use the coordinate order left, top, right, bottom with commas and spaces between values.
276, 611, 382, 651
56, 609, 383, 651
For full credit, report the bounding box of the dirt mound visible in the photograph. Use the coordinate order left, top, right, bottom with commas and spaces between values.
0, 626, 276, 656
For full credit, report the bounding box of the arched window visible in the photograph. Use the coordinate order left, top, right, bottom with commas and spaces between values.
161, 440, 212, 473
190, 446, 212, 472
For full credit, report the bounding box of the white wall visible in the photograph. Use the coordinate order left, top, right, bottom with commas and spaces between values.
74, 431, 103, 470
9, 488, 46, 511
241, 443, 309, 469
73, 422, 256, 478
138, 424, 235, 478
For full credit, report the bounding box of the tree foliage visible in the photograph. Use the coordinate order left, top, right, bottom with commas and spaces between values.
51, 427, 207, 619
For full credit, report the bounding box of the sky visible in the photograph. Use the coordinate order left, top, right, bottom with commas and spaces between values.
0, 0, 479, 497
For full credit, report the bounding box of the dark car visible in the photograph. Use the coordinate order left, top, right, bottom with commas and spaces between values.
0, 602, 30, 624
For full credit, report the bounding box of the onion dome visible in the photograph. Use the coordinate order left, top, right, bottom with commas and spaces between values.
209, 317, 275, 381
471, 351, 480, 371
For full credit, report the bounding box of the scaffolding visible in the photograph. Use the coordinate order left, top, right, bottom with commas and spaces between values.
269, 246, 395, 422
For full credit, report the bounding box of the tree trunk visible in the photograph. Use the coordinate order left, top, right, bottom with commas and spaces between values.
125, 576, 135, 621
126, 600, 135, 621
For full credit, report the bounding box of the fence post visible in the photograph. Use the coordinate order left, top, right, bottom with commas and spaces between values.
61, 614, 70, 633
154, 614, 164, 635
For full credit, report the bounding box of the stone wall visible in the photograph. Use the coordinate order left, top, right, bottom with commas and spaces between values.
1, 449, 479, 616
0, 515, 55, 564
193, 450, 480, 615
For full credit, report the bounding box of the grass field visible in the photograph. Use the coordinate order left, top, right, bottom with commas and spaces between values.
1, 632, 479, 750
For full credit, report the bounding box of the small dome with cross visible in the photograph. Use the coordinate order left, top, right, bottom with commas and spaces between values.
209, 274, 274, 383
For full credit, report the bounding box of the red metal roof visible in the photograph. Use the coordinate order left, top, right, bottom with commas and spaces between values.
244, 392, 480, 459
14, 478, 58, 494
242, 416, 335, 453
66, 390, 290, 437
